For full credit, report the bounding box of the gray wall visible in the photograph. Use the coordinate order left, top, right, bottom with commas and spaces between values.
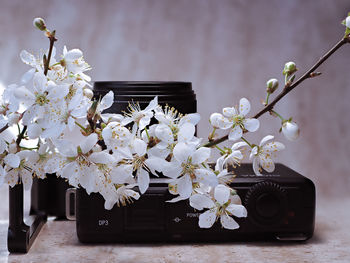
1, 0, 350, 203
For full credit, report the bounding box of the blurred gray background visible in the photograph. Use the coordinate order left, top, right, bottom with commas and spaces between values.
0, 0, 350, 218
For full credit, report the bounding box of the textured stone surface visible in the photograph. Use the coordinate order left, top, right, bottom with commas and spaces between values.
0, 196, 349, 263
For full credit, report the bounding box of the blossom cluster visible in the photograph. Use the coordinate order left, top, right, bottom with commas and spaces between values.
5, 15, 345, 231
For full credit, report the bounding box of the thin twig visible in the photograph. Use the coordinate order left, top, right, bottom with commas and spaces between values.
0, 124, 9, 134
203, 36, 349, 148
17, 31, 57, 147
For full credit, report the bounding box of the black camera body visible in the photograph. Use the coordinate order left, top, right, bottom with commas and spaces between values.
73, 163, 315, 242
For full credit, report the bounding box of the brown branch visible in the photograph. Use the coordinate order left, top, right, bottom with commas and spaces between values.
0, 124, 9, 134
17, 30, 57, 147
44, 30, 57, 75
203, 36, 350, 148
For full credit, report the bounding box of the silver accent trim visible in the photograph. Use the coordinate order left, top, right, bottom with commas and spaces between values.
149, 178, 173, 184
275, 234, 308, 241
65, 188, 76, 221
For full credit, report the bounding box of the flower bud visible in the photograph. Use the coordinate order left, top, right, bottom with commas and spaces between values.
283, 62, 297, 76
33, 17, 47, 31
346, 16, 350, 28
282, 121, 299, 141
83, 88, 94, 99
8, 142, 17, 154
266, 78, 279, 94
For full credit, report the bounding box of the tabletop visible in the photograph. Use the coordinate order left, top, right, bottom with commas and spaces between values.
0, 188, 349, 263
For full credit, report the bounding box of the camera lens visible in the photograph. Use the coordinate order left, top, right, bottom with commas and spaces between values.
93, 81, 197, 115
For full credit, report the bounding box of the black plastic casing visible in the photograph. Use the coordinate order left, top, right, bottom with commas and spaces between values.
75, 163, 315, 242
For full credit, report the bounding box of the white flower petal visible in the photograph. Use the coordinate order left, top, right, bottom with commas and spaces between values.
226, 204, 248, 218
14, 86, 35, 102
215, 155, 225, 172
133, 138, 147, 157
177, 174, 193, 199
80, 133, 98, 154
20, 50, 36, 66
155, 124, 173, 144
17, 150, 39, 163
62, 162, 80, 182
48, 84, 69, 100
21, 169, 33, 191
41, 124, 65, 139
195, 168, 218, 187
33, 72, 47, 94
190, 194, 215, 210
249, 146, 258, 159
179, 113, 201, 126
139, 116, 151, 130
263, 142, 285, 153
111, 164, 133, 184
259, 155, 275, 173
21, 68, 36, 84
0, 139, 7, 154
5, 169, 19, 187
259, 135, 274, 147
27, 123, 42, 139
222, 107, 237, 118
121, 117, 133, 126
239, 98, 251, 116
252, 157, 261, 176
231, 141, 248, 150
220, 214, 239, 230
144, 96, 158, 111
4, 153, 20, 168
223, 151, 243, 167
178, 122, 195, 143
138, 168, 150, 194
100, 91, 114, 111
161, 161, 182, 179
89, 151, 115, 164
228, 125, 243, 141
45, 155, 65, 173
167, 195, 189, 203
173, 143, 191, 163
192, 147, 211, 165
199, 209, 217, 228
54, 139, 78, 157
243, 118, 260, 132
214, 184, 231, 205
65, 48, 83, 61
144, 156, 168, 175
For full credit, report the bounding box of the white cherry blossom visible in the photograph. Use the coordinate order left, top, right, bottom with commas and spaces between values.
222, 98, 260, 141
249, 135, 285, 175
215, 141, 248, 171
122, 96, 158, 133
48, 133, 115, 192
2, 150, 39, 190
190, 184, 247, 229
102, 121, 132, 154
163, 143, 218, 202
110, 137, 165, 194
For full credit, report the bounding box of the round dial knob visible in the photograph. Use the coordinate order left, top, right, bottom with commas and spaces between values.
244, 181, 287, 226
